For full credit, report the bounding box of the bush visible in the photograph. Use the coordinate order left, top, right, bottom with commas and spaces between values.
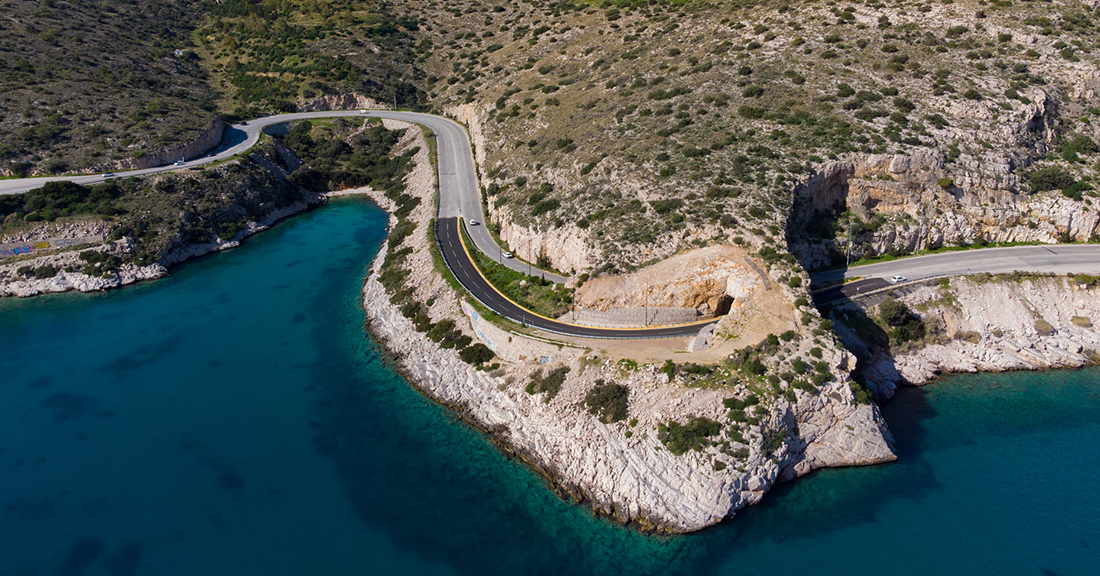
1028, 166, 1077, 193
525, 366, 570, 400
742, 86, 765, 98
32, 265, 60, 279
1034, 319, 1054, 336
738, 105, 765, 119
661, 359, 676, 379
878, 297, 912, 326
657, 417, 721, 456
459, 343, 495, 365
584, 379, 630, 423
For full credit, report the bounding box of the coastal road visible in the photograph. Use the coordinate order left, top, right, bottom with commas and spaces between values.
0, 109, 697, 338
809, 244, 1100, 304
436, 217, 716, 338
0, 111, 567, 283
12, 110, 1100, 336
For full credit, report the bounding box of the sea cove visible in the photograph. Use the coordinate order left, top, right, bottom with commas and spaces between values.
1, 199, 1097, 575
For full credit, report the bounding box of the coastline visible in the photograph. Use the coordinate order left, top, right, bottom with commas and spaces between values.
353, 119, 896, 533
839, 275, 1100, 399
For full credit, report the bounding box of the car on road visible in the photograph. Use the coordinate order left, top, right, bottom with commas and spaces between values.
889, 275, 908, 283
469, 220, 479, 226
173, 160, 185, 166
503, 251, 513, 259
102, 173, 115, 179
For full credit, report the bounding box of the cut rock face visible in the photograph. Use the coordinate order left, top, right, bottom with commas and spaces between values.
575, 245, 764, 314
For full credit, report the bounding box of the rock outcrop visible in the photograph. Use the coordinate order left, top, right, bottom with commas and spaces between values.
847, 276, 1100, 398
574, 245, 761, 315
296, 93, 385, 112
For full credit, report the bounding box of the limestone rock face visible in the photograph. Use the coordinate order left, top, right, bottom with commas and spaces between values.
494, 204, 593, 275
850, 277, 1100, 398
725, 271, 763, 304
296, 93, 385, 112
785, 86, 1075, 270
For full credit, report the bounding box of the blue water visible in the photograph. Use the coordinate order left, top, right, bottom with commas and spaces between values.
1, 198, 1098, 576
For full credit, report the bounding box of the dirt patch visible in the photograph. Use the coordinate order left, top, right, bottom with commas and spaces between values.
575, 245, 761, 315
557, 264, 797, 366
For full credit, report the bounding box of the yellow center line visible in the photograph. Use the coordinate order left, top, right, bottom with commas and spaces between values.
455, 219, 717, 332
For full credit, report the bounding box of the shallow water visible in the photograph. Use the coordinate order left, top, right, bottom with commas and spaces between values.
1, 198, 1097, 575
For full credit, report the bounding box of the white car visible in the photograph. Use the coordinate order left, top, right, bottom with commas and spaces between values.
889, 275, 908, 283
173, 160, 185, 166
102, 172, 115, 178
469, 220, 479, 226
503, 251, 513, 259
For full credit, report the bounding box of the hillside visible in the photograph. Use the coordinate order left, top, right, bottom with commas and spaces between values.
3, 0, 1100, 283
403, 0, 1100, 277
0, 0, 218, 175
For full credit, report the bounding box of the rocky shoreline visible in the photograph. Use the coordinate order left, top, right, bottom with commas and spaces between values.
0, 192, 324, 298
839, 275, 1100, 400
354, 118, 896, 533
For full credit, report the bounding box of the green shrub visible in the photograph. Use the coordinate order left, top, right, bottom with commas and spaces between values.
878, 297, 912, 326
738, 105, 765, 119
1029, 166, 1076, 193
661, 359, 676, 379
459, 343, 495, 365
525, 366, 570, 400
584, 379, 630, 423
657, 417, 721, 456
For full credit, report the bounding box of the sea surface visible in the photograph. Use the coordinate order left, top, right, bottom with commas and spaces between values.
1, 198, 1097, 576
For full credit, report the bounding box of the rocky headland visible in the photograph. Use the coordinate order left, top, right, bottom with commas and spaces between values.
355, 117, 897, 533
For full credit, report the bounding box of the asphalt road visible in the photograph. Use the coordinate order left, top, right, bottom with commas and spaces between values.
1, 109, 698, 338
810, 278, 890, 306
436, 217, 716, 338
810, 244, 1100, 304
0, 110, 567, 283
11, 110, 1098, 336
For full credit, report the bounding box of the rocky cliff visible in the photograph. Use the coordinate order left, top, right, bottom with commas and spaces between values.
839, 275, 1100, 399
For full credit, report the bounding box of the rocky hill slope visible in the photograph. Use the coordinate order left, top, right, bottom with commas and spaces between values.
0, 0, 218, 175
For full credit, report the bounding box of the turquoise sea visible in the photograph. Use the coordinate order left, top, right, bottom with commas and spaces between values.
1, 198, 1097, 575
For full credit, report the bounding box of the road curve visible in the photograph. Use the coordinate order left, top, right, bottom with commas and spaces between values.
436, 217, 718, 338
0, 109, 712, 338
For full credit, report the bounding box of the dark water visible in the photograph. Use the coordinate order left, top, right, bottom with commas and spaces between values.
1, 198, 1097, 575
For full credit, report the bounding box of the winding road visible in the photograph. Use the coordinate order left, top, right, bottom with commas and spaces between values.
5, 110, 1100, 336
0, 110, 709, 338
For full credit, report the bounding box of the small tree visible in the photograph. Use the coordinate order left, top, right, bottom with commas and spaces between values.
878, 297, 912, 326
